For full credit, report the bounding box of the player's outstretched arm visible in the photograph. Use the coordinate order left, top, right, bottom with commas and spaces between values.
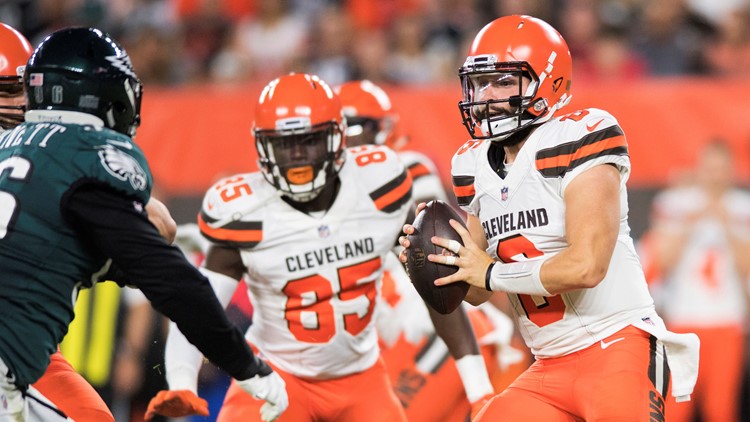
63, 184, 288, 421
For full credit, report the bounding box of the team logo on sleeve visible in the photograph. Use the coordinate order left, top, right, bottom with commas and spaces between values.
97, 144, 147, 190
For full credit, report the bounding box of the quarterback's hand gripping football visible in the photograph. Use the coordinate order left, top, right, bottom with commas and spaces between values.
398, 202, 428, 263
144, 390, 208, 420
429, 219, 494, 289
237, 370, 289, 422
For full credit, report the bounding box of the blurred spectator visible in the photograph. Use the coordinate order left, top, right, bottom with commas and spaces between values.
213, 0, 308, 83
704, 6, 750, 78
631, 0, 713, 75
557, 0, 600, 68
685, 0, 746, 26
121, 25, 185, 85
345, 0, 422, 31
491, 0, 556, 25
421, 0, 479, 82
649, 141, 750, 422
385, 13, 441, 84
575, 25, 647, 81
306, 5, 356, 86
351, 29, 391, 82
180, 3, 233, 83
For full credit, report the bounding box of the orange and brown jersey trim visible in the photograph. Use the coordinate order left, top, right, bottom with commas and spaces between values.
197, 211, 263, 248
407, 161, 432, 181
535, 125, 628, 178
452, 175, 475, 207
370, 169, 413, 213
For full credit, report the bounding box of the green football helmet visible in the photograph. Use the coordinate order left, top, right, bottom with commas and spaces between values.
24, 27, 142, 136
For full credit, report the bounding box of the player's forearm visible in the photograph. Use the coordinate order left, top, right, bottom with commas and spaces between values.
64, 185, 262, 381
427, 306, 480, 358
539, 246, 611, 294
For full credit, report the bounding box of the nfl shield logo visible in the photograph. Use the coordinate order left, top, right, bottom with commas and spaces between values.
318, 225, 330, 238
501, 186, 509, 201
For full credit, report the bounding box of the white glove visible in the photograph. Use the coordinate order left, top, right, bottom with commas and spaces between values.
236, 371, 289, 422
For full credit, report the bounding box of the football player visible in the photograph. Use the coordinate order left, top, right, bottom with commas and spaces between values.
336, 79, 447, 205
0, 27, 286, 422
0, 23, 30, 131
337, 79, 503, 419
1, 22, 117, 422
400, 15, 700, 420
649, 141, 750, 422
145, 73, 411, 421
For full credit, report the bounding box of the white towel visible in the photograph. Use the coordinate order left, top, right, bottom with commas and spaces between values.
634, 314, 700, 402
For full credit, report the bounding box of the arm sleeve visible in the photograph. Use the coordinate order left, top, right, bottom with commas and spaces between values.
61, 182, 261, 380
165, 268, 242, 392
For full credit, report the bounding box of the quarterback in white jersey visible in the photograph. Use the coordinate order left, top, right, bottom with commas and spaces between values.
147, 74, 410, 422
451, 107, 655, 357
400, 15, 699, 421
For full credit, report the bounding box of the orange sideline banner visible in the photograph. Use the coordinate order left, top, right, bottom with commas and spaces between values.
136, 79, 750, 195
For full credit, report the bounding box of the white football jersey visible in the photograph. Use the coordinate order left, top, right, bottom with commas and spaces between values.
651, 186, 750, 326
198, 145, 411, 379
398, 150, 448, 204
451, 108, 655, 358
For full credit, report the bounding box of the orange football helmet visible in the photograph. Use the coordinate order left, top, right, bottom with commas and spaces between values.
254, 73, 345, 202
336, 80, 397, 147
458, 15, 572, 141
0, 23, 33, 129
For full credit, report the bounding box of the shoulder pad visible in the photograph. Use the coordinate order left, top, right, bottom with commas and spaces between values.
197, 173, 269, 248
88, 131, 152, 204
347, 145, 412, 213
451, 140, 485, 207
535, 108, 628, 178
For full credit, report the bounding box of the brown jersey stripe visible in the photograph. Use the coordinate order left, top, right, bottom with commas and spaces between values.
452, 175, 475, 206
370, 170, 413, 212
537, 145, 628, 178
536, 131, 628, 177
536, 134, 627, 170
407, 162, 431, 180
197, 212, 262, 248
536, 125, 625, 160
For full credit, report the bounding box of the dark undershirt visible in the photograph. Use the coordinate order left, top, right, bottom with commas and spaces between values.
61, 182, 268, 380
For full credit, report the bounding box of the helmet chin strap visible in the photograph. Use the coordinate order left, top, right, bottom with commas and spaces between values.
480, 115, 528, 141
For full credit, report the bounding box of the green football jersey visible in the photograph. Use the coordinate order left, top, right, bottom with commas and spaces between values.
0, 121, 152, 386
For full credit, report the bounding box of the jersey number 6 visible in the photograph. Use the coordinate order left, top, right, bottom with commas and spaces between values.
497, 234, 565, 327
0, 157, 32, 239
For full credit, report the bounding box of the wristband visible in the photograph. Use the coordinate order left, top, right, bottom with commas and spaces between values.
455, 354, 494, 403
485, 262, 495, 291
488, 259, 550, 296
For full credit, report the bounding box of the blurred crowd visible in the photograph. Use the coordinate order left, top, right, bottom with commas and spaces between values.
2, 0, 750, 88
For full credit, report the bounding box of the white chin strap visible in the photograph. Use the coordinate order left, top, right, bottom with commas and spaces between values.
480, 115, 525, 140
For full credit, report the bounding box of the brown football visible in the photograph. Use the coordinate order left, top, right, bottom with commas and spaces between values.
405, 200, 469, 314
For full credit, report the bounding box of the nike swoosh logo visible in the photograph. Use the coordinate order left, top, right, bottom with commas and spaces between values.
600, 337, 625, 349
586, 118, 605, 132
